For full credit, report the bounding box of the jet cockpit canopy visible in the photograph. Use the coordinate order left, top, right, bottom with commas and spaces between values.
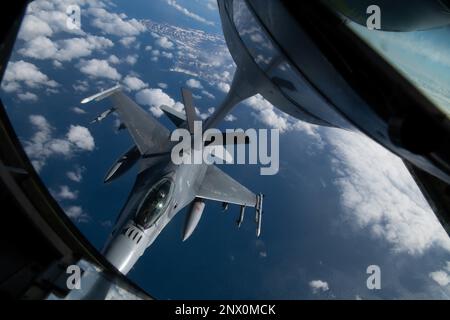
135, 178, 174, 229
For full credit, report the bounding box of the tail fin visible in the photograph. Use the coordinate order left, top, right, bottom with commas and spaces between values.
181, 88, 198, 134
160, 104, 186, 127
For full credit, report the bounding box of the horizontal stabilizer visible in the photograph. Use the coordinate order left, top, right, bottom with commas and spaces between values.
160, 104, 186, 127
196, 165, 257, 207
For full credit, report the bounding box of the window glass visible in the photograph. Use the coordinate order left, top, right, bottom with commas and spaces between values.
135, 179, 173, 229
232, 0, 278, 71
348, 20, 450, 120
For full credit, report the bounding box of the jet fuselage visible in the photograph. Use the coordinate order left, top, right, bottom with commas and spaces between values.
102, 152, 208, 274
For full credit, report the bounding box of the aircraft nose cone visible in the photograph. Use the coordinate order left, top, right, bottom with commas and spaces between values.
103, 225, 145, 274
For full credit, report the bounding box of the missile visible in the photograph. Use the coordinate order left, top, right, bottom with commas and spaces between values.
81, 84, 122, 104
236, 205, 245, 228
90, 108, 114, 124
182, 199, 205, 241
256, 209, 262, 238
104, 145, 140, 183
255, 194, 264, 238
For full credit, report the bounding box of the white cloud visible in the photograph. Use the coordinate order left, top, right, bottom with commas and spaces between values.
108, 54, 120, 64
25, 1, 86, 36
429, 261, 450, 287
217, 82, 230, 93
123, 75, 148, 91
155, 36, 174, 50
18, 36, 57, 60
18, 14, 53, 41
186, 78, 203, 89
244, 95, 324, 147
53, 60, 63, 68
196, 107, 214, 120
158, 82, 168, 89
78, 59, 121, 80
144, 45, 153, 51
161, 51, 174, 59
88, 7, 146, 37
1, 81, 21, 93
429, 271, 450, 287
53, 185, 78, 200
64, 206, 89, 223
206, 0, 217, 11
72, 107, 86, 114
3, 60, 58, 91
149, 49, 161, 62
18, 35, 113, 62
73, 80, 89, 92
327, 129, 450, 255
24, 115, 60, 172
119, 36, 136, 47
125, 54, 138, 65
17, 92, 38, 102
67, 125, 95, 151
166, 0, 214, 26
25, 116, 96, 172
225, 114, 237, 122
135, 88, 183, 117
309, 280, 329, 294
67, 166, 85, 183
245, 95, 289, 132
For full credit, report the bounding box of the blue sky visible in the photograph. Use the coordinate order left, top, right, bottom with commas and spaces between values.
1, 0, 450, 299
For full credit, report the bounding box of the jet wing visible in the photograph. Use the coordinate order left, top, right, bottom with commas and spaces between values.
82, 85, 170, 155
196, 165, 257, 207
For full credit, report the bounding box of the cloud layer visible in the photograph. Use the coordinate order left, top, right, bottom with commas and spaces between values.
326, 129, 450, 255
25, 115, 95, 172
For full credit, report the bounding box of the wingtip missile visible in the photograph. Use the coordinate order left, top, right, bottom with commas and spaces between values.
256, 210, 262, 237
255, 194, 264, 237
81, 84, 122, 104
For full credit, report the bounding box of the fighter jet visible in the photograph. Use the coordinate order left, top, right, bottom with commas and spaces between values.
81, 85, 263, 275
